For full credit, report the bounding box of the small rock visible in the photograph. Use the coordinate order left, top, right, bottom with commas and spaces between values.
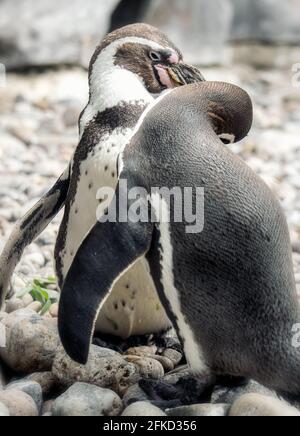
0, 402, 10, 416
0, 389, 38, 416
27, 372, 59, 395
167, 403, 229, 417
0, 310, 60, 373
5, 298, 24, 313
125, 357, 164, 379
52, 345, 140, 396
22, 294, 34, 307
26, 252, 45, 267
230, 394, 300, 417
6, 380, 43, 412
52, 383, 123, 417
27, 301, 43, 313
123, 383, 151, 408
162, 348, 183, 366
42, 400, 54, 415
151, 355, 174, 372
211, 379, 276, 404
49, 303, 58, 318
122, 401, 166, 417
125, 346, 158, 357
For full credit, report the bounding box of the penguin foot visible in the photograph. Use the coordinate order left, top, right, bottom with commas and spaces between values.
139, 376, 214, 409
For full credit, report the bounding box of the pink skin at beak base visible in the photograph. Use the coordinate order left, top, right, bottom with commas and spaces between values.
155, 65, 174, 88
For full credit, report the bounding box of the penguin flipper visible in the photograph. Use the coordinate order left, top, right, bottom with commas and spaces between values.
0, 167, 70, 307
58, 196, 154, 364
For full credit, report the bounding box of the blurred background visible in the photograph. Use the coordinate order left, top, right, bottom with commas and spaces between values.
0, 0, 299, 295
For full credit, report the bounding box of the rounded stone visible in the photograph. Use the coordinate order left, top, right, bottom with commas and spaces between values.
0, 311, 60, 373
122, 383, 150, 408
122, 401, 166, 417
162, 348, 183, 366
125, 346, 158, 357
52, 345, 140, 396
151, 355, 174, 372
0, 402, 10, 416
27, 372, 59, 395
0, 389, 38, 416
230, 394, 300, 417
167, 403, 229, 417
52, 382, 123, 416
49, 303, 58, 318
124, 356, 164, 379
27, 301, 43, 313
6, 380, 43, 411
211, 380, 276, 405
5, 298, 24, 313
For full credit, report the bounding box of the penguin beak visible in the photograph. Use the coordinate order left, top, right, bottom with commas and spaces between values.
167, 63, 205, 86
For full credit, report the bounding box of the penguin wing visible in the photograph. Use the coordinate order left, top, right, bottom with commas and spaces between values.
58, 178, 154, 364
0, 167, 70, 307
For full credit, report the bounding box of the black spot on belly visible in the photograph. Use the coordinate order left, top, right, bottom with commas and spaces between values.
88, 183, 93, 190
111, 172, 115, 178
105, 165, 109, 172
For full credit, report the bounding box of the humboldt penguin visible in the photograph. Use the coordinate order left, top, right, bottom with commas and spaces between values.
59, 81, 300, 398
0, 23, 204, 339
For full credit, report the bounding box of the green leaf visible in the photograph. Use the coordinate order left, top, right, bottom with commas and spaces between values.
40, 299, 52, 316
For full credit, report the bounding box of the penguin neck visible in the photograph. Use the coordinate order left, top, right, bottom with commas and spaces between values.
80, 68, 154, 137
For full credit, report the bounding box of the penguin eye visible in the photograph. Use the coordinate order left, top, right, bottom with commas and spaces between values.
149, 51, 162, 62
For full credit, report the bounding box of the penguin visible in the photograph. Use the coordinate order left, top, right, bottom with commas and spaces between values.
0, 23, 204, 338
59, 81, 300, 397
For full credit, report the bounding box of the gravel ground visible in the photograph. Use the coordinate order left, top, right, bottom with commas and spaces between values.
0, 65, 299, 295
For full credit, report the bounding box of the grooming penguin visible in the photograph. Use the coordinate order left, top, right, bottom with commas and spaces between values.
0, 24, 204, 338
59, 81, 300, 397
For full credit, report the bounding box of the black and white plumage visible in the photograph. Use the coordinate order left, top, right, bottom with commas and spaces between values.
60, 81, 300, 398
0, 24, 204, 338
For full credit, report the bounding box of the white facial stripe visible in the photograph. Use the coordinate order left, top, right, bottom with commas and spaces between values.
118, 89, 173, 175
81, 36, 169, 134
151, 194, 208, 375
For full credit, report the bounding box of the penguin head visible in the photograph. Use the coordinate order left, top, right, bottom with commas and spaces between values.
164, 81, 253, 145
88, 23, 205, 98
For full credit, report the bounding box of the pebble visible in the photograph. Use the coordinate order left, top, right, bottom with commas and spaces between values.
52, 383, 123, 417
211, 380, 276, 405
5, 298, 24, 313
124, 356, 164, 379
122, 401, 166, 417
42, 400, 54, 415
27, 301, 43, 313
122, 383, 151, 408
52, 345, 140, 396
6, 380, 43, 412
229, 394, 300, 417
27, 372, 59, 396
167, 403, 230, 417
151, 355, 174, 372
0, 309, 60, 373
22, 294, 34, 306
162, 348, 183, 367
0, 389, 39, 416
125, 346, 158, 357
0, 402, 10, 416
49, 303, 58, 318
